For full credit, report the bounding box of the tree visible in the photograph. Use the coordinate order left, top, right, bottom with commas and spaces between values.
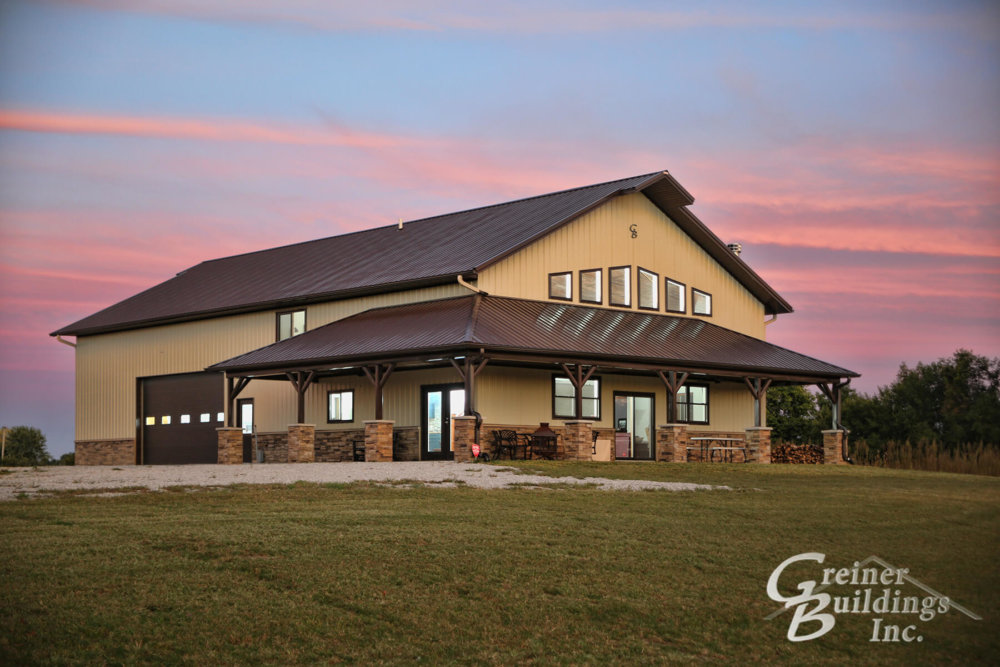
1, 426, 51, 466
766, 385, 821, 444
856, 350, 1000, 450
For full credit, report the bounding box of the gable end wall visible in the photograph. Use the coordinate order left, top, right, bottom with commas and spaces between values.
476, 192, 766, 338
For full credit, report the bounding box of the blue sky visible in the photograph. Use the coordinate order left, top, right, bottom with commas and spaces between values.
1, 0, 998, 455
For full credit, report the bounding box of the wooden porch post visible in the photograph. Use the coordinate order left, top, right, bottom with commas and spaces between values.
362, 363, 396, 420
226, 376, 251, 427
657, 370, 689, 423
743, 377, 772, 428
450, 356, 489, 415
817, 379, 850, 430
560, 363, 596, 419
285, 371, 315, 424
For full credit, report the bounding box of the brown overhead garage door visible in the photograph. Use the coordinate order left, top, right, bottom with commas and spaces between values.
141, 372, 225, 464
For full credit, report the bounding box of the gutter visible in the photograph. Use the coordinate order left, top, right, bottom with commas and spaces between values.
56, 335, 77, 348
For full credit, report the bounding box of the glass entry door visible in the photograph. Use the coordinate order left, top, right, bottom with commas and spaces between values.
421, 384, 465, 460
238, 398, 254, 463
613, 392, 655, 460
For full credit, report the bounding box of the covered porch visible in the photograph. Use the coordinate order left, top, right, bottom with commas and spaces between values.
208, 294, 858, 465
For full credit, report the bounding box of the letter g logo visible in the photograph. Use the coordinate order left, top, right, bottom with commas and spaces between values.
767, 552, 836, 642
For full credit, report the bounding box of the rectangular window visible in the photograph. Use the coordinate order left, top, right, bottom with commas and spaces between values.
327, 389, 354, 423
277, 309, 306, 341
548, 272, 572, 301
666, 279, 686, 313
609, 266, 631, 307
216, 412, 225, 423
677, 384, 709, 424
692, 289, 712, 316
552, 376, 601, 419
638, 267, 659, 310
579, 269, 602, 304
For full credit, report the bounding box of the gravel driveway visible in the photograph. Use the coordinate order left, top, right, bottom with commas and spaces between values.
0, 462, 723, 501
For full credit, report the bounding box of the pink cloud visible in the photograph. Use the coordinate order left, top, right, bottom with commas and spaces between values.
0, 109, 423, 149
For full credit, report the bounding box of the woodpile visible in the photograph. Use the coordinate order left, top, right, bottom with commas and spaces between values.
772, 443, 823, 464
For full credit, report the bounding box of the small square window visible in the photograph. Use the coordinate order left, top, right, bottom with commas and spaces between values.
328, 390, 354, 423
548, 272, 572, 301
161, 415, 171, 425
677, 384, 709, 425
180, 414, 191, 424
666, 279, 686, 313
692, 289, 713, 316
638, 267, 659, 310
277, 309, 306, 341
200, 413, 211, 423
552, 375, 601, 419
216, 412, 225, 423
609, 266, 631, 307
145, 416, 155, 426
580, 269, 602, 304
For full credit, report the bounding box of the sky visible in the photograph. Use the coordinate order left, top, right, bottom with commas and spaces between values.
1, 0, 998, 457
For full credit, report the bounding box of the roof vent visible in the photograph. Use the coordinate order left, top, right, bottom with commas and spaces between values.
727, 242, 742, 257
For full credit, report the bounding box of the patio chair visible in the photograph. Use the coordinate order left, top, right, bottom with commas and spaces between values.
490, 430, 520, 460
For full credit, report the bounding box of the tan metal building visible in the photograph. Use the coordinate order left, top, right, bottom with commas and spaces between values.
52, 171, 857, 465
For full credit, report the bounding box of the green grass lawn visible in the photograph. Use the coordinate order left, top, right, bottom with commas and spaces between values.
1, 463, 997, 665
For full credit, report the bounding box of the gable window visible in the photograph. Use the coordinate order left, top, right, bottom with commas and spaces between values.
552, 376, 601, 419
580, 269, 602, 304
548, 272, 572, 301
277, 309, 306, 341
676, 384, 709, 424
692, 289, 712, 316
609, 266, 631, 307
666, 279, 686, 313
638, 267, 659, 310
327, 390, 354, 423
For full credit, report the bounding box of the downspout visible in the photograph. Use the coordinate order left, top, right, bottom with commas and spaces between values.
56, 335, 77, 348
457, 274, 483, 294
764, 314, 778, 326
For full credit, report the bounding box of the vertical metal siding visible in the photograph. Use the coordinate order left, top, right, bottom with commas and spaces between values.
476, 193, 766, 339
75, 285, 467, 440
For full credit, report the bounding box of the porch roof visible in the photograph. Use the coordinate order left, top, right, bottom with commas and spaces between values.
208, 295, 857, 382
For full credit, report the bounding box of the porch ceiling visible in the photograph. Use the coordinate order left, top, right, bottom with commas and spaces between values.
207, 295, 857, 384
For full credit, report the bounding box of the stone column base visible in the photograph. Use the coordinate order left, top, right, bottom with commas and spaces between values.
823, 429, 846, 464
364, 420, 394, 462
288, 424, 316, 463
452, 416, 478, 463
217, 427, 243, 465
745, 427, 772, 464
657, 424, 689, 462
562, 421, 594, 461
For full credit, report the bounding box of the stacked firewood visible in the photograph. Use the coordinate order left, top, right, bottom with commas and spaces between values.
772, 443, 823, 464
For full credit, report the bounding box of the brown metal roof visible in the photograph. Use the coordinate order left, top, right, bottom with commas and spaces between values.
54, 171, 792, 337
209, 295, 855, 380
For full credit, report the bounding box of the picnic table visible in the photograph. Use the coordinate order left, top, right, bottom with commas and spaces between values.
688, 436, 749, 463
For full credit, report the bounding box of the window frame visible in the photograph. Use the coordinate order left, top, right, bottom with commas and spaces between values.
676, 383, 710, 425
608, 265, 632, 308
692, 288, 713, 317
551, 374, 602, 420
548, 271, 573, 302
276, 309, 307, 341
665, 278, 686, 314
637, 266, 659, 311
579, 268, 603, 304
327, 389, 355, 424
